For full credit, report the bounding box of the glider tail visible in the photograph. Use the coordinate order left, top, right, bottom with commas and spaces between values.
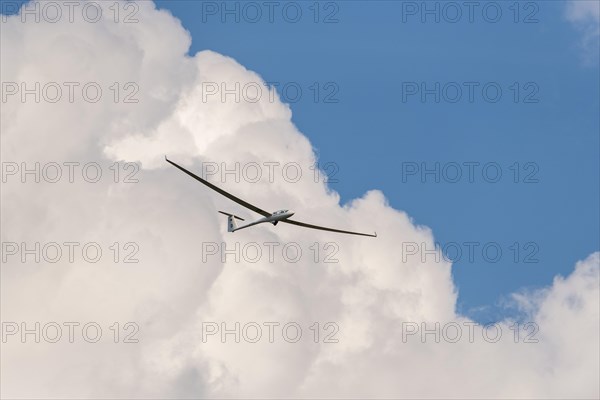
218, 211, 245, 232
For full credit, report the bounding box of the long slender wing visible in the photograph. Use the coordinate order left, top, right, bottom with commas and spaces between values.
166, 157, 272, 217
282, 218, 377, 237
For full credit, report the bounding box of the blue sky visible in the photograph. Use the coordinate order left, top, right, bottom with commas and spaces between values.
152, 0, 599, 322
3, 0, 598, 323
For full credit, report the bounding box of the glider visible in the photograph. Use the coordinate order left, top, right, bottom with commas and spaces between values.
166, 157, 377, 237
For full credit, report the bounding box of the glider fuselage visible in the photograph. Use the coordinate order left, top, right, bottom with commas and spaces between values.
233, 209, 294, 232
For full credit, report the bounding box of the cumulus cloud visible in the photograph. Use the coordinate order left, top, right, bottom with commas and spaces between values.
565, 0, 600, 64
1, 1, 598, 398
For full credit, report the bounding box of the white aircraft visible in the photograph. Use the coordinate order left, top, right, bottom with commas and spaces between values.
166, 157, 377, 237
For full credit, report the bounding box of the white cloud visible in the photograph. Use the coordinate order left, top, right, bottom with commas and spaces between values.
566, 0, 600, 64
1, 1, 599, 398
